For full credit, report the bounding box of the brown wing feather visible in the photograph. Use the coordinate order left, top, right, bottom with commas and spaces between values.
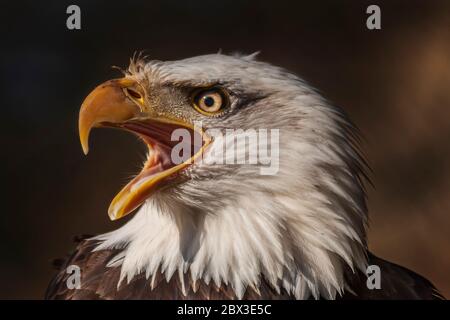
340, 252, 444, 300
45, 236, 292, 300
46, 238, 443, 300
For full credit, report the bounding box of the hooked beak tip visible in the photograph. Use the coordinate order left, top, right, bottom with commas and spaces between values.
78, 78, 142, 157
82, 144, 89, 155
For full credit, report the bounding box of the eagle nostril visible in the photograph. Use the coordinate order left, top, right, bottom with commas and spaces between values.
125, 88, 142, 100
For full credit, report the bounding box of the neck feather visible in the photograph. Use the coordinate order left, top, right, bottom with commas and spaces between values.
94, 185, 368, 299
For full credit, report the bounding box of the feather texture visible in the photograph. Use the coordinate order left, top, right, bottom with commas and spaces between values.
46, 236, 443, 300
48, 54, 444, 300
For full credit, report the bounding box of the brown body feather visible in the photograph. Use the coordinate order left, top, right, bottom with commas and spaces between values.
45, 236, 443, 300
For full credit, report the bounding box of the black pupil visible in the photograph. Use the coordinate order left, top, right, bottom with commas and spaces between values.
203, 96, 215, 107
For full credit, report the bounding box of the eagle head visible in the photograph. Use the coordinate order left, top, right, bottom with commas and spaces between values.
78, 53, 369, 299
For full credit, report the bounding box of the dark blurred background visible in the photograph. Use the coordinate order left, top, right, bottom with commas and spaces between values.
0, 0, 449, 299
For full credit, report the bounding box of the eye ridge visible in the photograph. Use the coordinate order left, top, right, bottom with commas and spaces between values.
192, 87, 229, 115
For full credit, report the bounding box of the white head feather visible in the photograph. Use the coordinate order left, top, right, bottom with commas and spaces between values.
93, 54, 369, 299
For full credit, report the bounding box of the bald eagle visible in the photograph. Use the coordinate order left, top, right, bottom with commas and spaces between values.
46, 54, 443, 300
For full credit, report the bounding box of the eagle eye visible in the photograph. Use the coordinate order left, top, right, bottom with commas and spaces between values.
193, 88, 228, 115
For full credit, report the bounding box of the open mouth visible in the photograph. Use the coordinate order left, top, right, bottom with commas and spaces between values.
106, 119, 209, 220
78, 78, 210, 220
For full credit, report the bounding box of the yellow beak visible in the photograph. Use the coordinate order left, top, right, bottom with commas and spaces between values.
78, 78, 210, 220
79, 78, 143, 155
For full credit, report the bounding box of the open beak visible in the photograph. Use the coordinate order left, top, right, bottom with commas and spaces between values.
79, 78, 210, 220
